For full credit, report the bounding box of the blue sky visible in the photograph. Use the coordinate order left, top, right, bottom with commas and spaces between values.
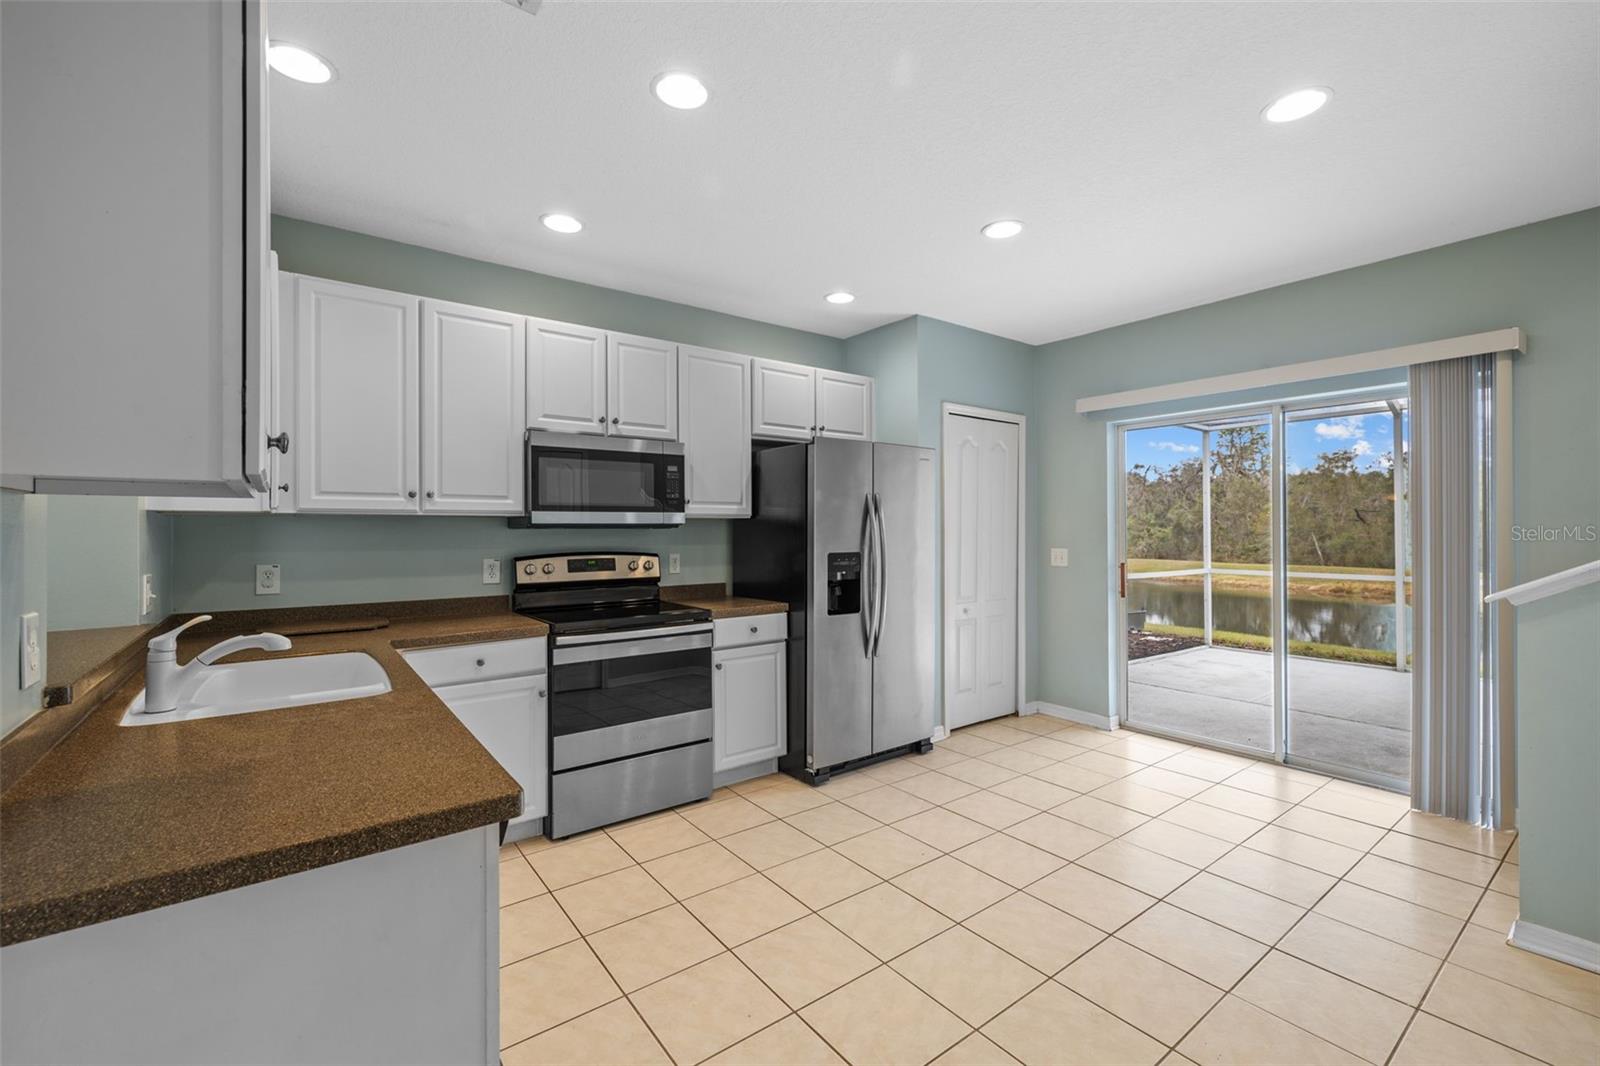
1127, 412, 1403, 475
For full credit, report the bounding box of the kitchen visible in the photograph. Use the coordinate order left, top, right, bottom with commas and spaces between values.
3, 3, 1598, 1065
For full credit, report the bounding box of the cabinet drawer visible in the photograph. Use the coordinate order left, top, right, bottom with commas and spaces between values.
400, 637, 546, 687
713, 613, 787, 649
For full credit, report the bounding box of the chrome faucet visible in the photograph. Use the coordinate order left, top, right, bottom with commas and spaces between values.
143, 615, 293, 714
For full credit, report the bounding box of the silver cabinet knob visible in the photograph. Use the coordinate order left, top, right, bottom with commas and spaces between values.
277, 483, 289, 493
266, 431, 290, 454
714, 663, 722, 670
611, 416, 619, 424
537, 689, 546, 698
750, 625, 758, 633
819, 426, 826, 432
425, 490, 435, 499
407, 490, 417, 499
809, 425, 816, 432
475, 658, 486, 667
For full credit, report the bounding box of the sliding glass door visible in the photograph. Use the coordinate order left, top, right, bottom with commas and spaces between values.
1117, 389, 1411, 790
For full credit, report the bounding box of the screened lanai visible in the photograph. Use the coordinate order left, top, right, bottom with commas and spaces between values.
1120, 396, 1412, 785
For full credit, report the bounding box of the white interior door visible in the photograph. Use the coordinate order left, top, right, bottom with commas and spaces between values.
943, 411, 1020, 730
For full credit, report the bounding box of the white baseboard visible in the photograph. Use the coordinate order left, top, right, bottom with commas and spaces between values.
1027, 700, 1118, 731
1509, 919, 1600, 973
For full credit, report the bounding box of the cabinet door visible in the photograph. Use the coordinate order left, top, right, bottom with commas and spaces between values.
527, 317, 606, 435
607, 333, 678, 440
751, 359, 817, 441
433, 674, 548, 828
712, 642, 787, 773
421, 299, 525, 514
816, 369, 875, 441
294, 277, 420, 512
679, 346, 752, 517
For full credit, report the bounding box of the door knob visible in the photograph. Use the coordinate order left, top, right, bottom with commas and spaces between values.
266, 431, 290, 454
277, 483, 289, 493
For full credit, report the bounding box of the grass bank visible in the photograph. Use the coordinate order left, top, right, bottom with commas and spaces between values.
1143, 623, 1399, 667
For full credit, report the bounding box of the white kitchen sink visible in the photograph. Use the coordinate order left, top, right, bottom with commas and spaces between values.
120, 652, 391, 726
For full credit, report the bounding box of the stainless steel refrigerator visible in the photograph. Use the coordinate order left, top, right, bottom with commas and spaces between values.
732, 437, 937, 784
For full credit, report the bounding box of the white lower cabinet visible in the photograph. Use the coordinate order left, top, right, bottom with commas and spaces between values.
403, 640, 548, 832
712, 638, 787, 773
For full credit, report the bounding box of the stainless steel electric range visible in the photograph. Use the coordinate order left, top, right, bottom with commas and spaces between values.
512, 552, 713, 839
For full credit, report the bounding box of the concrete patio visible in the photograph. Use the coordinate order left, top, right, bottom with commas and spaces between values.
1127, 645, 1410, 780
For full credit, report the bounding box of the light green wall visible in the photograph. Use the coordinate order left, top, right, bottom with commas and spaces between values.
1033, 208, 1600, 943
844, 318, 920, 446
273, 216, 846, 370
171, 515, 731, 611
1, 490, 48, 736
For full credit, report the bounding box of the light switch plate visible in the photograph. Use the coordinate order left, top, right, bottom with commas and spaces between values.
19, 612, 41, 689
668, 553, 681, 575
1050, 548, 1069, 567
482, 558, 502, 584
141, 573, 157, 615
255, 563, 281, 596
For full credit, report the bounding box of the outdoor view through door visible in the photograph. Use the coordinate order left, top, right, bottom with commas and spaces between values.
1120, 393, 1411, 788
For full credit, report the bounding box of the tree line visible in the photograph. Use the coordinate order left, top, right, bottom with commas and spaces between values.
1126, 426, 1400, 571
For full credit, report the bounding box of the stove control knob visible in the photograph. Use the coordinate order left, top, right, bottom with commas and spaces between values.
643, 559, 655, 572
542, 563, 555, 575
629, 560, 640, 571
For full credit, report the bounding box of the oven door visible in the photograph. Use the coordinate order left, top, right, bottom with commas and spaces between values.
549, 624, 713, 771
525, 433, 685, 526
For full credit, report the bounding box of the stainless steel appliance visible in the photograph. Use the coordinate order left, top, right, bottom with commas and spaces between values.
512, 552, 713, 837
732, 438, 937, 784
512, 432, 686, 527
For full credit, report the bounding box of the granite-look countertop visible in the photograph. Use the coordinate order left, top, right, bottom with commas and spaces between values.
0, 601, 546, 947
662, 584, 789, 620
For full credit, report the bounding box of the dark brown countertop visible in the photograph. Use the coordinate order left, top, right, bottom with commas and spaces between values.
663, 584, 788, 620
0, 600, 546, 947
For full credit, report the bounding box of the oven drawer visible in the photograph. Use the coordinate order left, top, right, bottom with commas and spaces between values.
549, 740, 712, 839
714, 612, 787, 649
400, 637, 546, 687
553, 707, 713, 772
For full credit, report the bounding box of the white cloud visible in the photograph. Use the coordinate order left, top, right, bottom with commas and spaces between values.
1314, 416, 1366, 440
1351, 440, 1373, 457
1149, 440, 1199, 454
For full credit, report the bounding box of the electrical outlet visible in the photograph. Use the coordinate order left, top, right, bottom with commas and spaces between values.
141, 573, 157, 616
482, 558, 502, 584
668, 553, 681, 575
19, 612, 41, 689
1050, 548, 1069, 567
255, 563, 281, 596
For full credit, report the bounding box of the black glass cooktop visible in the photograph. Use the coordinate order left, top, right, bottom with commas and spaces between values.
516, 600, 711, 636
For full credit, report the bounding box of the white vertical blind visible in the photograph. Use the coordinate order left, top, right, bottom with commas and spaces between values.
1409, 353, 1501, 825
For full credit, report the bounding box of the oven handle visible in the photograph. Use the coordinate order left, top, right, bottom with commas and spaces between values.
552, 629, 713, 665
554, 622, 713, 646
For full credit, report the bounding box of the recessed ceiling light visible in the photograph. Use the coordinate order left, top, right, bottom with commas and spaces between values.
824, 291, 855, 305
541, 213, 583, 234
1263, 87, 1331, 124
652, 72, 709, 110
266, 42, 334, 84
981, 219, 1024, 240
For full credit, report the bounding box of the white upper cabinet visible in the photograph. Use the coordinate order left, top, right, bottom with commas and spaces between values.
526, 317, 607, 435
815, 369, 875, 441
607, 333, 678, 440
0, 0, 269, 495
294, 277, 421, 512
751, 359, 818, 441
679, 347, 752, 518
421, 300, 525, 514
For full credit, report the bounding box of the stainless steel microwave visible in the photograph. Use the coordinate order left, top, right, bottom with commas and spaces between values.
513, 431, 686, 527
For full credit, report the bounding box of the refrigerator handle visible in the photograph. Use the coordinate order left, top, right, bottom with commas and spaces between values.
861, 493, 876, 657
870, 492, 888, 657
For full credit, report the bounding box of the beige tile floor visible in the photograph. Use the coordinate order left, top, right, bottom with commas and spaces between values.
497, 715, 1598, 1065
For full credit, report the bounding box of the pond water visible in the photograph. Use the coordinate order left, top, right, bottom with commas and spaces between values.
1128, 579, 1406, 652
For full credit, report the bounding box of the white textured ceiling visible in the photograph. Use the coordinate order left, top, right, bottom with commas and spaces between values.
269, 1, 1600, 345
